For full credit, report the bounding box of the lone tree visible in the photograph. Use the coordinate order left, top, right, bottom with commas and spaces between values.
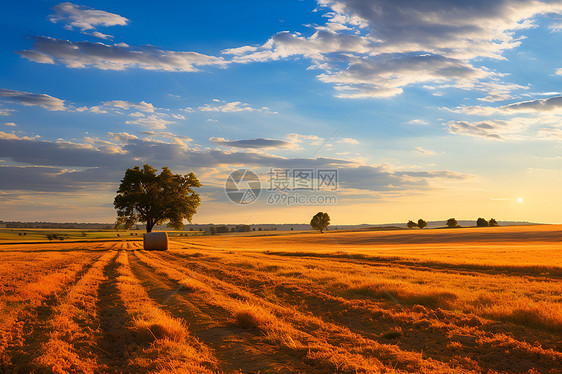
310, 212, 330, 233
489, 218, 499, 227
114, 165, 201, 233
476, 218, 489, 227
417, 219, 428, 229
407, 220, 417, 229
446, 218, 458, 228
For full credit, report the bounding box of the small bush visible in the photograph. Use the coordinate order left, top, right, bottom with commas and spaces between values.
235, 308, 270, 330
134, 319, 185, 344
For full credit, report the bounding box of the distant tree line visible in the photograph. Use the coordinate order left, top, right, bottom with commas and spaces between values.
2, 221, 114, 229
46, 233, 69, 241
407, 218, 499, 228
407, 219, 427, 229
477, 218, 498, 227
208, 224, 252, 235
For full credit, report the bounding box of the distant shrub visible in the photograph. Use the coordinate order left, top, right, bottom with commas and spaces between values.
235, 307, 271, 330
47, 233, 63, 241
407, 220, 417, 229
134, 320, 185, 343
446, 218, 458, 228
489, 218, 499, 226
476, 218, 488, 227
417, 219, 427, 229
216, 226, 229, 233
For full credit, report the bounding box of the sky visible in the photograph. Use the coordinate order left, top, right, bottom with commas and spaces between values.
1, 0, 562, 225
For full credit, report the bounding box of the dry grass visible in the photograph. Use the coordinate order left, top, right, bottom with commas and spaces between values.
1, 225, 561, 373
34, 250, 116, 373
234, 304, 274, 330
114, 250, 217, 373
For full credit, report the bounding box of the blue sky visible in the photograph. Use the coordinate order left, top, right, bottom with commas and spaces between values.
1, 0, 562, 225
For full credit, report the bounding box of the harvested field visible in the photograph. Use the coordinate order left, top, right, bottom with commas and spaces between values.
1, 225, 561, 373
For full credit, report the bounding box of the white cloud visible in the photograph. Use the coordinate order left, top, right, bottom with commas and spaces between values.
222, 45, 258, 55
17, 37, 228, 72
198, 100, 275, 113
210, 137, 292, 149
104, 100, 155, 113
18, 1, 562, 100
125, 115, 173, 129
49, 2, 128, 39
0, 131, 470, 194
0, 108, 15, 116
407, 119, 429, 126
317, 0, 560, 59
456, 96, 562, 116
86, 31, 113, 40
556, 68, 562, 75
141, 131, 192, 142
447, 119, 527, 140
16, 50, 55, 64
550, 21, 562, 31
75, 105, 108, 113
0, 131, 40, 141
0, 88, 66, 111
319, 54, 489, 98
415, 147, 435, 155
224, 0, 562, 98
536, 127, 562, 139
286, 133, 323, 146
108, 132, 138, 143
3, 122, 17, 127
337, 137, 359, 144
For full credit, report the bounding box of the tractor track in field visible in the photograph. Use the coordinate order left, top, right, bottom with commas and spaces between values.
1, 237, 561, 374
135, 251, 457, 374
1, 250, 105, 373
154, 251, 466, 369
153, 250, 562, 374
257, 250, 562, 281
128, 250, 312, 374
94, 250, 137, 373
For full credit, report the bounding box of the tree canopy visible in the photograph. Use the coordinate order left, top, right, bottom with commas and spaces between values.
489, 218, 499, 227
114, 165, 201, 232
310, 212, 330, 233
476, 218, 489, 227
407, 220, 417, 229
417, 219, 427, 229
446, 218, 458, 228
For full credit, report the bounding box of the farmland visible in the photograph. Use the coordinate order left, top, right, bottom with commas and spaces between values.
0, 228, 202, 244
0, 225, 561, 373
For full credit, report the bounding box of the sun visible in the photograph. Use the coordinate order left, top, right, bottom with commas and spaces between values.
517, 197, 524, 203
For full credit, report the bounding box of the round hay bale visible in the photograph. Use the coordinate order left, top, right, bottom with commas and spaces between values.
143, 232, 168, 251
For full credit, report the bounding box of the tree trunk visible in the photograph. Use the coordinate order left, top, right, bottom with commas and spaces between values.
146, 219, 153, 233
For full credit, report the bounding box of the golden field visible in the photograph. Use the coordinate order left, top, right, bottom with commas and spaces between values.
0, 225, 561, 373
